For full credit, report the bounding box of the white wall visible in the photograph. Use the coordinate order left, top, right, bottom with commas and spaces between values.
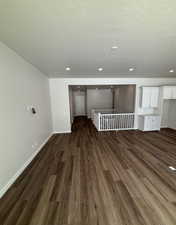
0, 42, 52, 197
87, 89, 113, 118
50, 79, 71, 133
49, 77, 176, 133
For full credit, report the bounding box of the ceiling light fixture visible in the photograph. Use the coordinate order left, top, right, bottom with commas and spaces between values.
169, 69, 174, 73
98, 68, 103, 72
129, 68, 134, 72
65, 67, 71, 71
111, 46, 118, 50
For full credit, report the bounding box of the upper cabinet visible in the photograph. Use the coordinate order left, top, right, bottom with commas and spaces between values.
141, 87, 159, 108
163, 86, 176, 99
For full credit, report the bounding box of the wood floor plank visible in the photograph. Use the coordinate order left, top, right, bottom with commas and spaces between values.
0, 116, 176, 225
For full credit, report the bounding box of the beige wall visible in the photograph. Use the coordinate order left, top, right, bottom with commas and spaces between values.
114, 85, 135, 113
87, 88, 113, 118
161, 100, 170, 128
69, 87, 74, 124
161, 100, 176, 129
0, 42, 52, 197
169, 101, 176, 129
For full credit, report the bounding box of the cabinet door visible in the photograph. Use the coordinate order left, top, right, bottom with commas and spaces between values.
150, 87, 159, 107
138, 116, 145, 131
142, 87, 151, 108
151, 116, 160, 130
171, 87, 176, 99
144, 116, 152, 130
163, 86, 172, 99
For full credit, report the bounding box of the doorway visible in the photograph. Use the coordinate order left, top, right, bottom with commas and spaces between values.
69, 85, 136, 130
74, 91, 86, 116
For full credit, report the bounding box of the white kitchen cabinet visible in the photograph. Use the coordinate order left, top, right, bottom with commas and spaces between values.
141, 87, 159, 108
138, 115, 161, 131
163, 86, 176, 99
151, 87, 160, 107
172, 87, 176, 99
141, 87, 151, 108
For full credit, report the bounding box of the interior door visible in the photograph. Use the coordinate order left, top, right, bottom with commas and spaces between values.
74, 94, 85, 116
145, 116, 152, 130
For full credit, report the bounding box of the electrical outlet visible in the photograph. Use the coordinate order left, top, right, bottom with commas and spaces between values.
34, 142, 38, 147
32, 142, 38, 149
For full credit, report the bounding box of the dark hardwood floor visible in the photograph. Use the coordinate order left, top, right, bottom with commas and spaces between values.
1, 117, 176, 225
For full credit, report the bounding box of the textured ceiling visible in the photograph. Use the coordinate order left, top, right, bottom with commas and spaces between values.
0, 0, 176, 78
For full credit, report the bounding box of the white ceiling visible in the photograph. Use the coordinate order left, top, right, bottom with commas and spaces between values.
0, 0, 176, 78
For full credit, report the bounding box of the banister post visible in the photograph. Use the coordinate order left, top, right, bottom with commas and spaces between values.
98, 113, 101, 131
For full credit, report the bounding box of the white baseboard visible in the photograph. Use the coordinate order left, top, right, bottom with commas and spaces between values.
168, 126, 176, 130
0, 133, 53, 199
160, 126, 176, 130
53, 130, 71, 134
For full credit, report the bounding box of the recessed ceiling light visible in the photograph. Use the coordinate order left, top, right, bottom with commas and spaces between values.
98, 68, 103, 72
111, 46, 118, 50
169, 166, 176, 171
129, 68, 134, 72
169, 69, 174, 73
66, 67, 71, 71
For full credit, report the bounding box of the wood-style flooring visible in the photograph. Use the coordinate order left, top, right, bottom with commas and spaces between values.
1, 116, 176, 225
